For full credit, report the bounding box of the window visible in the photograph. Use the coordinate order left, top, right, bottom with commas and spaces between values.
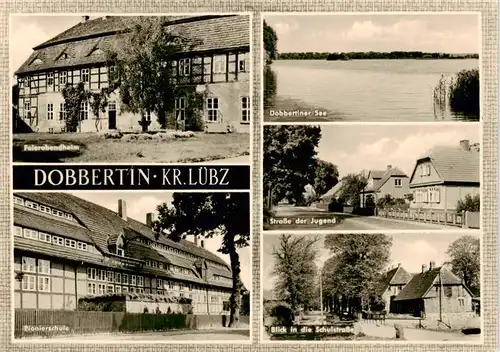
159, 262, 163, 269
115, 286, 122, 293
87, 268, 96, 280
80, 101, 88, 120
52, 236, 64, 246
116, 248, 124, 257
239, 59, 247, 72
144, 111, 151, 122
81, 68, 89, 83
23, 228, 38, 240
458, 298, 465, 306
157, 279, 163, 289
137, 288, 144, 294
59, 103, 67, 120
207, 98, 219, 122
23, 77, 30, 88
129, 287, 135, 293
211, 296, 216, 303
65, 239, 76, 249
130, 275, 136, 286
213, 55, 226, 74
38, 259, 50, 275
241, 97, 250, 123
22, 275, 36, 291
179, 58, 190, 76
157, 290, 164, 295
77, 242, 88, 251
394, 179, 402, 187
59, 71, 67, 85
107, 271, 113, 282
175, 97, 185, 121
14, 226, 23, 237
47, 72, 54, 86
98, 284, 105, 295
108, 101, 116, 112
14, 196, 24, 205
107, 285, 115, 294
137, 276, 144, 287
122, 287, 128, 293
38, 277, 51, 292
122, 273, 128, 285
152, 261, 157, 268
445, 286, 453, 298
114, 272, 121, 284
22, 257, 36, 273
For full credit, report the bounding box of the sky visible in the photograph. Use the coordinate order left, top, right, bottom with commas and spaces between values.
9, 15, 99, 85
262, 232, 480, 292
71, 192, 251, 290
315, 124, 480, 178
264, 14, 480, 53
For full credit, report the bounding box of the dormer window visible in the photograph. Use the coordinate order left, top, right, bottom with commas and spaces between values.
58, 53, 69, 60
31, 58, 43, 66
90, 48, 104, 56
116, 248, 124, 257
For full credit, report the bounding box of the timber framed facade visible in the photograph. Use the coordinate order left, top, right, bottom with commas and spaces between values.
14, 15, 251, 134
13, 192, 235, 314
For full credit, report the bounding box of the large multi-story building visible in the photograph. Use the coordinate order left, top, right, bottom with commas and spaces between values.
14, 15, 251, 133
13, 192, 234, 313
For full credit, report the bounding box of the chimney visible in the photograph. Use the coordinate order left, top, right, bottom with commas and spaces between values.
146, 212, 153, 228
429, 261, 436, 270
200, 240, 205, 248
194, 235, 198, 246
397, 263, 401, 268
387, 165, 392, 170
118, 199, 127, 221
459, 139, 470, 151
421, 264, 428, 273
81, 15, 90, 23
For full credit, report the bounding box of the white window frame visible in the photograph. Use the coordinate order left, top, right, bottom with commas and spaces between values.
47, 72, 54, 86
241, 96, 250, 123
38, 276, 51, 292
122, 273, 128, 285
22, 257, 36, 273
38, 259, 51, 275
116, 248, 124, 257
59, 103, 67, 120
144, 111, 151, 122
47, 103, 54, 120
80, 101, 88, 120
14, 226, 23, 237
81, 68, 90, 83
394, 179, 402, 187
23, 101, 31, 119
157, 279, 163, 289
179, 58, 191, 76
107, 271, 113, 282
115, 285, 122, 293
107, 285, 115, 294
23, 228, 38, 240
213, 55, 226, 74
207, 97, 219, 122
137, 276, 144, 287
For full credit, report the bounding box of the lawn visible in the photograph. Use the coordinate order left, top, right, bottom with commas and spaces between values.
13, 132, 250, 163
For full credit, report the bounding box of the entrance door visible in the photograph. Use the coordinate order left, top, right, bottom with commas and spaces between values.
108, 102, 116, 129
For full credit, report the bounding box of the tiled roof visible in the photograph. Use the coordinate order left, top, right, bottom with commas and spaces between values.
410, 146, 480, 185
377, 266, 412, 295
15, 192, 230, 270
393, 266, 462, 301
16, 15, 250, 75
15, 236, 105, 267
14, 206, 94, 243
319, 180, 345, 200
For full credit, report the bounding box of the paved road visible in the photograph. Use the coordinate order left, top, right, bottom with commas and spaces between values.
359, 322, 480, 341
266, 205, 458, 230
24, 329, 250, 342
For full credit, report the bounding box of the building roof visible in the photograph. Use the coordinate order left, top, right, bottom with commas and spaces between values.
364, 167, 407, 192
377, 265, 413, 295
393, 266, 463, 301
15, 15, 250, 75
410, 146, 480, 185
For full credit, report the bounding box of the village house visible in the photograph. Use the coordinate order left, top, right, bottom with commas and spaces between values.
359, 165, 409, 208
392, 262, 475, 320
376, 264, 413, 313
408, 140, 480, 212
314, 180, 346, 211
14, 15, 250, 134
13, 192, 234, 314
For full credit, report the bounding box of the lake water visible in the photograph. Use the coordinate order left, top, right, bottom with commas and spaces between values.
264, 59, 479, 122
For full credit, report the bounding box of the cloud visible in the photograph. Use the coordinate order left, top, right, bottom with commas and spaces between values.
273, 21, 300, 36
391, 239, 442, 273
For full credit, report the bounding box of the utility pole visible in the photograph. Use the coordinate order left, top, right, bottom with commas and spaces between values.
319, 272, 323, 318
439, 269, 443, 322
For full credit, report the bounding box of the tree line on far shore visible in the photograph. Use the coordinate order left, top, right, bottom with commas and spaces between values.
277, 51, 479, 61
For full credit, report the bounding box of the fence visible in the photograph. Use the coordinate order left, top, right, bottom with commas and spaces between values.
15, 309, 250, 338
376, 209, 480, 229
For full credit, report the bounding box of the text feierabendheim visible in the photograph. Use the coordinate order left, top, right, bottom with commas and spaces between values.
33, 167, 230, 187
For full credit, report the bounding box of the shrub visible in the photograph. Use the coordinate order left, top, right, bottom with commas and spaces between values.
270, 304, 295, 326
457, 194, 480, 212
448, 69, 480, 116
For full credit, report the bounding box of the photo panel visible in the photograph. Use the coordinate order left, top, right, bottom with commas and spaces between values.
263, 124, 481, 232
262, 13, 480, 123
13, 191, 251, 342
11, 13, 252, 164
261, 232, 482, 342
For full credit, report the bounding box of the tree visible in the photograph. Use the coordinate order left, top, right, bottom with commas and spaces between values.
313, 160, 339, 198
263, 20, 278, 64
107, 17, 201, 131
446, 235, 480, 293
263, 125, 322, 208
272, 234, 320, 312
456, 194, 480, 212
153, 193, 249, 327
61, 82, 88, 132
88, 89, 109, 132
322, 233, 392, 314
337, 174, 367, 209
